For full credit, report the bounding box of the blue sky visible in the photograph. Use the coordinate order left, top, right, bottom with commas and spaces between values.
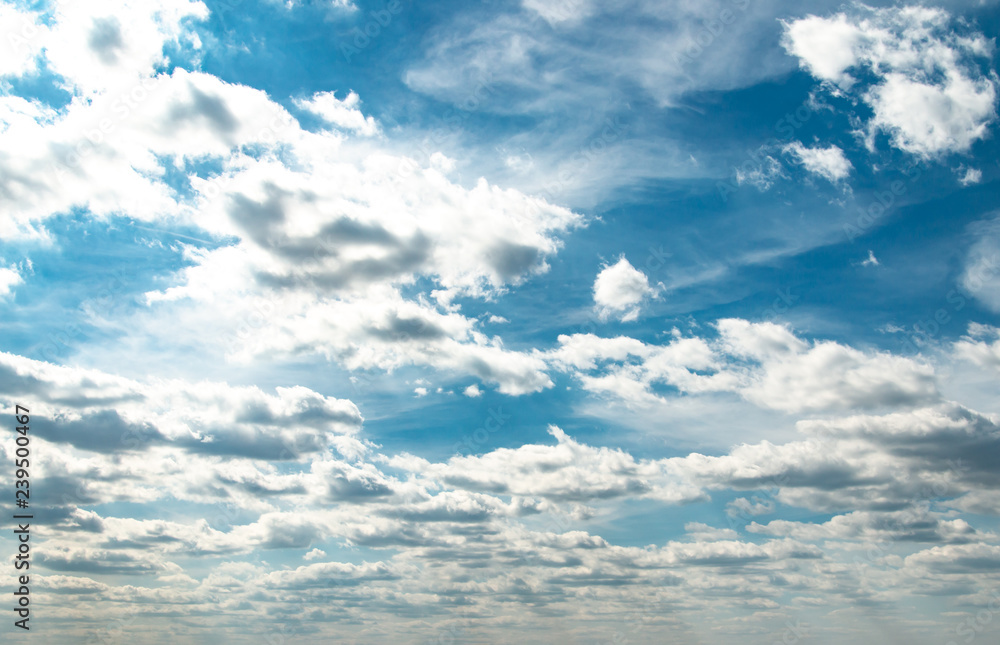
1, 0, 1000, 643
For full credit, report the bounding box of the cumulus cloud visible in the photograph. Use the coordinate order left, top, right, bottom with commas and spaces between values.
783, 5, 998, 157
0, 352, 362, 458
0, 3, 47, 78
783, 142, 852, 182
0, 264, 23, 297
392, 425, 705, 504
593, 256, 658, 321
0, 2, 581, 394
954, 323, 1000, 371
546, 319, 938, 413
294, 90, 379, 136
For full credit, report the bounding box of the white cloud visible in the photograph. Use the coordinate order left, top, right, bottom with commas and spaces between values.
862, 249, 880, 267
547, 319, 938, 414
44, 0, 209, 96
393, 425, 705, 505
734, 154, 784, 191
521, 0, 596, 26
0, 351, 363, 459
0, 5, 581, 394
783, 142, 852, 182
958, 167, 982, 186
0, 4, 47, 78
954, 323, 1000, 371
960, 216, 1000, 313
294, 90, 379, 136
593, 256, 657, 321
0, 264, 23, 297
783, 5, 997, 157
463, 384, 482, 397
748, 508, 986, 544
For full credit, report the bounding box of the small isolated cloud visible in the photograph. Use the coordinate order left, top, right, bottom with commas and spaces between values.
783, 142, 852, 183
414, 387, 428, 397
294, 90, 379, 136
958, 167, 982, 186
862, 250, 879, 267
463, 384, 482, 398
302, 548, 326, 561
735, 155, 784, 191
0, 264, 23, 297
593, 257, 657, 322
783, 5, 998, 157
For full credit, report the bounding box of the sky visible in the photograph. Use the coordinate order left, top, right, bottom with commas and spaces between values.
1, 0, 1000, 643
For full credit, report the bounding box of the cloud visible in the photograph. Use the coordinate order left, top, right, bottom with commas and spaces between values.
546, 319, 939, 413
734, 154, 784, 191
463, 384, 482, 397
294, 90, 379, 136
303, 548, 326, 561
748, 508, 987, 544
783, 142, 852, 182
954, 323, 1000, 371
0, 4, 46, 78
960, 216, 1000, 313
392, 425, 705, 505
0, 3, 581, 393
43, 0, 209, 95
0, 352, 363, 459
958, 167, 983, 186
0, 264, 23, 297
593, 256, 658, 321
783, 5, 998, 157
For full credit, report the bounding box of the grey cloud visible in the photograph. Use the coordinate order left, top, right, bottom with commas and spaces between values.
167, 86, 240, 136
88, 17, 124, 65
486, 240, 541, 280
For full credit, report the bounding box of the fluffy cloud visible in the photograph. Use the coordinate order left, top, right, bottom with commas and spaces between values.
0, 352, 362, 458
592, 256, 658, 321
783, 5, 997, 157
0, 2, 581, 393
954, 323, 1000, 371
0, 263, 23, 297
2, 347, 998, 642
547, 319, 938, 413
392, 425, 705, 504
782, 142, 852, 182
0, 3, 46, 78
294, 90, 380, 136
